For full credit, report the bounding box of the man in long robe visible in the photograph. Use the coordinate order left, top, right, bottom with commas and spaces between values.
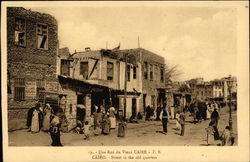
161, 107, 169, 134
109, 106, 116, 129
31, 107, 40, 133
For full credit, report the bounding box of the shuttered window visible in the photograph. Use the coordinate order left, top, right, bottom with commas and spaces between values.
133, 66, 137, 79
80, 62, 88, 79
37, 24, 48, 50
107, 62, 114, 80
61, 59, 70, 76
127, 64, 131, 81
160, 67, 164, 82
36, 79, 46, 98
14, 18, 26, 47
14, 78, 25, 101
144, 62, 148, 79
150, 64, 153, 81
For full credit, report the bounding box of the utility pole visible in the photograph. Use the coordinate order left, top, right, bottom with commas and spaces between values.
229, 87, 232, 130
124, 53, 128, 119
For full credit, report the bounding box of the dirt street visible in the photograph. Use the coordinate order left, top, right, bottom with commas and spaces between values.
8, 106, 237, 146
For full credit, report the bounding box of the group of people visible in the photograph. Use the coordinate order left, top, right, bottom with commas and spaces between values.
27, 103, 63, 146
205, 107, 234, 146
74, 105, 127, 140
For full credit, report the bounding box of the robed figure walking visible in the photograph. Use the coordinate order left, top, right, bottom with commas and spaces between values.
161, 107, 169, 134
50, 113, 63, 146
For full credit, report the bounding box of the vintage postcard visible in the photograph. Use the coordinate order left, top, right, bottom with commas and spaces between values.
1, 1, 249, 162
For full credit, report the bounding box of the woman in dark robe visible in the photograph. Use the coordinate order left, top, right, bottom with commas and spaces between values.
50, 113, 63, 146
118, 118, 127, 137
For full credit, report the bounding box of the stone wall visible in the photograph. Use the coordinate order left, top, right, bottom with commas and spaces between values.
7, 7, 58, 131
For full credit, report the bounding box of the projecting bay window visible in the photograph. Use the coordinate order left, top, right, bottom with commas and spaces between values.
14, 18, 26, 47
150, 64, 153, 81
107, 61, 114, 81
37, 24, 48, 50
14, 78, 25, 101
61, 59, 70, 76
36, 79, 46, 98
144, 62, 148, 79
133, 66, 137, 79
80, 62, 88, 79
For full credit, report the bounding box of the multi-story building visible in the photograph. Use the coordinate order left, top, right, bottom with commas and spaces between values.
7, 7, 58, 130
116, 48, 166, 114
58, 47, 143, 129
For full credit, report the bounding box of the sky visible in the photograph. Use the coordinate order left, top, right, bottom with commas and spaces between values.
30, 6, 237, 81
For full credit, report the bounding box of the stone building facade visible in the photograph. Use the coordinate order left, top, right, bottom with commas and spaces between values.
7, 7, 58, 131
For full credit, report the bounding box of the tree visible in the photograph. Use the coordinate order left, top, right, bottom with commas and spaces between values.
165, 64, 183, 83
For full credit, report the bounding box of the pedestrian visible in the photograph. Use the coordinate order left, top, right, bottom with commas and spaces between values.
175, 111, 181, 130
221, 126, 231, 146
109, 106, 116, 129
117, 118, 127, 137
50, 113, 63, 146
90, 115, 94, 128
156, 106, 162, 121
206, 102, 211, 120
42, 103, 52, 132
93, 107, 102, 136
145, 105, 151, 121
179, 111, 186, 136
31, 106, 40, 133
205, 122, 215, 145
160, 107, 169, 134
83, 121, 91, 140
27, 103, 37, 132
102, 114, 111, 135
211, 108, 220, 127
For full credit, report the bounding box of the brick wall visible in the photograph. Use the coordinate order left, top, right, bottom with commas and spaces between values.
7, 7, 58, 131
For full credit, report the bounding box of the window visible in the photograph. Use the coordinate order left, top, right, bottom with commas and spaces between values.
14, 78, 25, 101
127, 64, 131, 81
160, 67, 164, 82
36, 79, 45, 98
197, 91, 199, 95
144, 62, 148, 79
107, 62, 114, 80
133, 66, 137, 79
61, 59, 70, 76
15, 18, 26, 47
37, 24, 48, 49
150, 64, 153, 81
80, 62, 88, 79
201, 91, 203, 96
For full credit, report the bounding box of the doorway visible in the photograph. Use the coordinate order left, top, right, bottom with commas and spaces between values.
143, 94, 146, 114
132, 98, 137, 117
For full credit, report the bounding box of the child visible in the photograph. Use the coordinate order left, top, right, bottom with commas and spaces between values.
83, 121, 90, 140
75, 120, 83, 134
221, 126, 231, 146
205, 122, 214, 145
175, 111, 181, 130
117, 118, 127, 137
90, 115, 94, 128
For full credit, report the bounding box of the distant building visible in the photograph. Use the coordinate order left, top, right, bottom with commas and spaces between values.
186, 75, 237, 102
7, 7, 58, 130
